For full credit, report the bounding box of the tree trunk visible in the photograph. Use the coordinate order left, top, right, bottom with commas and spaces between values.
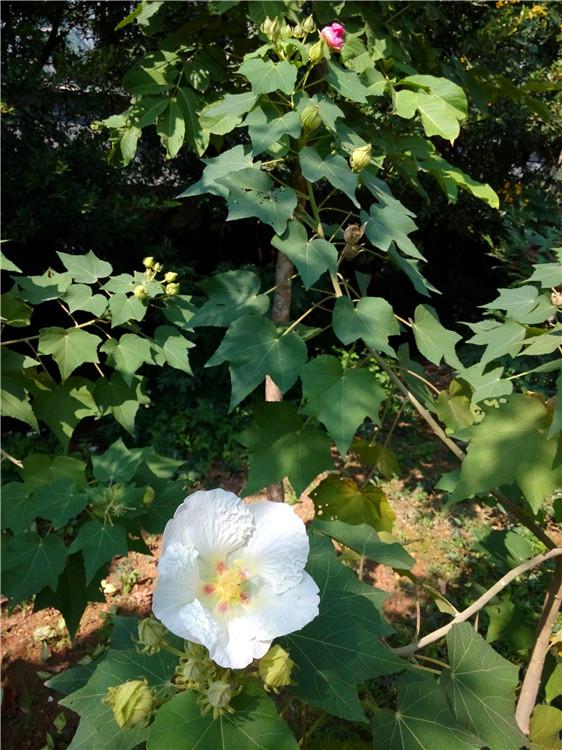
264, 169, 307, 502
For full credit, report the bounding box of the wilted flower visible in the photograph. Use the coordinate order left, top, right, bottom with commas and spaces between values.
103, 680, 154, 729
319, 22, 345, 51
258, 644, 294, 691
152, 489, 319, 669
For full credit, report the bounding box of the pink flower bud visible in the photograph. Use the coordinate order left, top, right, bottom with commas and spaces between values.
319, 22, 345, 52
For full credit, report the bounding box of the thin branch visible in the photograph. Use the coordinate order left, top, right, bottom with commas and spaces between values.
2, 318, 99, 346
370, 349, 556, 550
515, 557, 562, 735
1, 448, 23, 468
393, 547, 562, 656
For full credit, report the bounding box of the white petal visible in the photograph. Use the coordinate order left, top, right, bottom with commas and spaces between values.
162, 489, 255, 560
174, 599, 224, 649
238, 502, 310, 593
152, 543, 200, 628
208, 628, 270, 670
229, 572, 320, 643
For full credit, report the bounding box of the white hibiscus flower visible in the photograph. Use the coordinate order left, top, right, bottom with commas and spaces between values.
152, 489, 320, 669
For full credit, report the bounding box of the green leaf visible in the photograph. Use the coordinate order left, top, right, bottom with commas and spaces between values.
38, 327, 101, 381
1, 381, 39, 430
178, 145, 254, 199
421, 154, 499, 208
101, 333, 154, 385
68, 520, 128, 584
2, 532, 67, 602
387, 244, 439, 297
451, 395, 562, 511
16, 271, 72, 304
363, 194, 423, 259
312, 519, 414, 569
326, 60, 371, 103
1, 250, 22, 272
32, 478, 90, 528
300, 147, 359, 207
57, 251, 112, 284
94, 373, 149, 434
148, 682, 298, 750
465, 319, 526, 364
123, 50, 179, 95
374, 672, 480, 750
101, 273, 135, 294
484, 599, 534, 652
218, 167, 297, 234
548, 372, 562, 440
528, 260, 562, 288
435, 381, 479, 434
1, 483, 36, 533
206, 315, 307, 409
440, 622, 526, 749
545, 664, 562, 705
352, 437, 401, 479
482, 285, 543, 323
285, 535, 404, 722
332, 296, 399, 356
396, 75, 467, 141
238, 57, 297, 95
45, 661, 98, 696
530, 705, 562, 750
61, 647, 176, 750
200, 91, 257, 135
190, 270, 269, 327
62, 284, 108, 317
247, 0, 285, 24
156, 99, 185, 159
0, 292, 32, 327
176, 86, 208, 156
153, 325, 193, 373
412, 305, 462, 368
271, 220, 337, 290
311, 475, 395, 531
239, 402, 333, 496
477, 529, 534, 571
108, 293, 147, 328
122, 124, 142, 163
244, 107, 301, 156
301, 355, 386, 455
92, 438, 143, 484
139, 480, 186, 534
21, 453, 87, 490
456, 362, 513, 404
34, 377, 98, 447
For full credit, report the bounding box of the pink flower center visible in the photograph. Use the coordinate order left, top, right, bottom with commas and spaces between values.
202, 560, 250, 612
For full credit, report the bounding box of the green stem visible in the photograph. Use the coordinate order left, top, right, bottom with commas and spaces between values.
2, 317, 99, 346
305, 179, 343, 298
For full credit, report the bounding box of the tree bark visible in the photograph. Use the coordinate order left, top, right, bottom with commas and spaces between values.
264, 169, 306, 502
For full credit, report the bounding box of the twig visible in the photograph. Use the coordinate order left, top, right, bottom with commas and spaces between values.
393, 547, 562, 656
515, 557, 562, 735
369, 349, 556, 551
1, 448, 23, 468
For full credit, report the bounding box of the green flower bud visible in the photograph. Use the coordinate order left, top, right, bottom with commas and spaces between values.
300, 104, 322, 132
349, 143, 372, 172
137, 617, 167, 653
280, 22, 292, 39
176, 658, 202, 683
103, 680, 154, 729
142, 486, 155, 506
293, 22, 304, 38
133, 284, 148, 299
303, 15, 317, 34
153, 262, 164, 274
207, 680, 232, 710
258, 645, 294, 691
165, 282, 180, 296
268, 16, 281, 40
308, 39, 326, 66
143, 256, 155, 268
260, 16, 273, 36
164, 271, 178, 283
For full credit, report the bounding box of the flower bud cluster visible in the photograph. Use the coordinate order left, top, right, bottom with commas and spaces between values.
139, 256, 180, 297
260, 15, 316, 41
173, 642, 242, 719
103, 679, 154, 729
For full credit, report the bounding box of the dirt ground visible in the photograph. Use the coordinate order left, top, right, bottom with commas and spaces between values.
2, 418, 558, 750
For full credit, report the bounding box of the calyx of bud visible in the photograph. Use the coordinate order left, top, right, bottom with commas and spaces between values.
137, 617, 166, 653
133, 284, 148, 300
303, 15, 317, 34
308, 39, 326, 66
